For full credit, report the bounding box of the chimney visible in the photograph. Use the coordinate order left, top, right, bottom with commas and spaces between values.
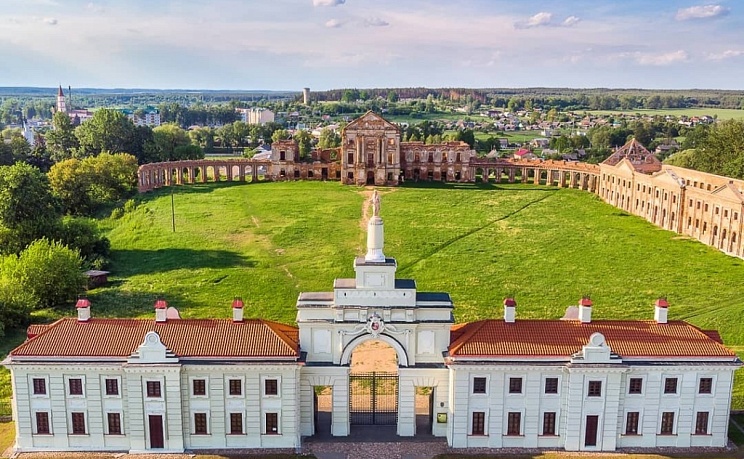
76, 297, 91, 322
654, 298, 668, 324
154, 299, 168, 323
232, 297, 244, 323
503, 297, 516, 323
579, 296, 593, 323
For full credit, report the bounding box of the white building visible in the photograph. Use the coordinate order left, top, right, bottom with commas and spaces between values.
2, 196, 740, 454
236, 108, 275, 125
125, 109, 161, 127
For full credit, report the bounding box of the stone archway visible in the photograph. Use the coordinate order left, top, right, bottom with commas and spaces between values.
340, 333, 409, 367
346, 336, 400, 427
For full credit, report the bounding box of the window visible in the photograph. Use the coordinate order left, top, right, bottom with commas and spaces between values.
507, 412, 521, 435
542, 412, 556, 435
699, 377, 713, 394
68, 378, 83, 396
695, 412, 709, 435
628, 378, 643, 394
660, 412, 675, 434
471, 412, 485, 435
194, 413, 208, 434
105, 378, 119, 396
588, 381, 602, 397
265, 412, 279, 434
473, 377, 487, 394
71, 412, 86, 435
265, 379, 278, 396
229, 379, 242, 396
664, 378, 678, 394
193, 379, 206, 396
508, 377, 522, 394
35, 412, 50, 434
544, 377, 558, 394
230, 413, 243, 435
32, 378, 47, 395
146, 381, 161, 398
626, 412, 640, 435
107, 413, 121, 435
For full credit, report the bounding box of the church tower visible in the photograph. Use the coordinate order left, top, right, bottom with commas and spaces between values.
56, 86, 67, 113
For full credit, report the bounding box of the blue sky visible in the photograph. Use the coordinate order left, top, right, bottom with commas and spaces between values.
2, 0, 743, 90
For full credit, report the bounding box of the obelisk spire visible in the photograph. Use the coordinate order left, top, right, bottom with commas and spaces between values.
365, 190, 385, 262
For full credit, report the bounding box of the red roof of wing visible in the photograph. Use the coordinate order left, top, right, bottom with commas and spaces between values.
12, 318, 299, 359
448, 320, 735, 358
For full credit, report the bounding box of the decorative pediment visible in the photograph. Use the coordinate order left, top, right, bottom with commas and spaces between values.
344, 111, 399, 133
128, 331, 178, 364
711, 183, 744, 203
571, 332, 621, 364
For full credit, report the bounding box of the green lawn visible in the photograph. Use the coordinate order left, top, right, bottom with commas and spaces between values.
4, 180, 744, 404
86, 181, 744, 341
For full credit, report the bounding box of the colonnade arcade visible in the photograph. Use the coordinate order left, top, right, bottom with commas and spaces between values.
137, 159, 272, 192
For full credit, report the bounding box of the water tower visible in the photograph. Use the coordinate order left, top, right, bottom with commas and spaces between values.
303, 87, 310, 105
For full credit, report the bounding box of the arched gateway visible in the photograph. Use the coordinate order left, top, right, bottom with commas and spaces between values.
296, 192, 454, 438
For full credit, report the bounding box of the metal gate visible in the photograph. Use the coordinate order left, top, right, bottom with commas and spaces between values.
349, 372, 398, 425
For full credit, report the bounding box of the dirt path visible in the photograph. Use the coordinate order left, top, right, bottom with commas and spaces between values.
359, 189, 374, 231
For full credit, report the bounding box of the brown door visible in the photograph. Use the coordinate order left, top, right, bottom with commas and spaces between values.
149, 415, 164, 449
584, 415, 598, 447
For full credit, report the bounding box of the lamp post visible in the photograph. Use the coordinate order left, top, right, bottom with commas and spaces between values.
171, 185, 175, 232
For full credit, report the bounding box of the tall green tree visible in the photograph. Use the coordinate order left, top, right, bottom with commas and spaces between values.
75, 109, 137, 157
0, 163, 60, 253
45, 112, 79, 162
294, 130, 312, 159
317, 128, 341, 149
153, 123, 191, 161
1, 238, 84, 310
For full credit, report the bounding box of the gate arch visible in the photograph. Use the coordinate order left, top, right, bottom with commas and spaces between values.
340, 333, 409, 367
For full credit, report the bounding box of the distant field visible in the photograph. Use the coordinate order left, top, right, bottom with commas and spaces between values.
584, 107, 744, 120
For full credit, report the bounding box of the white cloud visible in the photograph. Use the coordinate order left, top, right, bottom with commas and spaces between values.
325, 18, 343, 28
516, 11, 552, 29
627, 50, 689, 66
562, 16, 580, 27
364, 17, 389, 27
675, 4, 729, 21
312, 0, 345, 6
707, 49, 744, 60
43, 17, 58, 25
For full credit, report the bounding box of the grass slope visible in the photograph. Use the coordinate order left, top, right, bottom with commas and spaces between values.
87, 181, 744, 344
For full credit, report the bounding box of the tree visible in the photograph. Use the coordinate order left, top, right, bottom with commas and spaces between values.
215, 123, 236, 151
47, 158, 93, 215
1, 238, 84, 310
317, 128, 341, 149
75, 109, 137, 157
153, 123, 191, 161
232, 121, 251, 148
48, 153, 138, 215
271, 129, 291, 144
294, 130, 312, 159
387, 91, 399, 103
45, 112, 79, 162
189, 126, 215, 150
454, 129, 475, 148
697, 120, 744, 179
0, 163, 60, 253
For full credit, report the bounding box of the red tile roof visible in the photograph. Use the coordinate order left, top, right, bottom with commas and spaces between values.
12, 318, 299, 359
449, 320, 735, 358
